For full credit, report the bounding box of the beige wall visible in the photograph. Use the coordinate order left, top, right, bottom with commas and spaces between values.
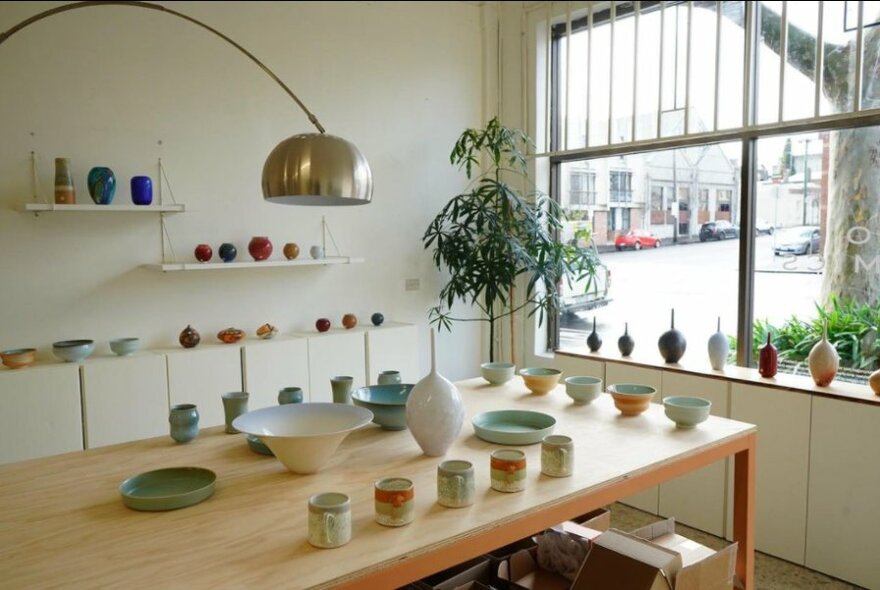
0, 1, 485, 380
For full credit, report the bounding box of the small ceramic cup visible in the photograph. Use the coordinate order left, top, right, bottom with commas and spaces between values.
490, 449, 527, 493
308, 492, 352, 549
221, 392, 249, 434
377, 370, 402, 385
374, 477, 415, 527
278, 386, 304, 405
437, 460, 475, 508
330, 376, 354, 404
168, 404, 199, 443
541, 434, 574, 478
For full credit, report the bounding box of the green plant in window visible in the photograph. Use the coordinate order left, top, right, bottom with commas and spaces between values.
423, 117, 598, 362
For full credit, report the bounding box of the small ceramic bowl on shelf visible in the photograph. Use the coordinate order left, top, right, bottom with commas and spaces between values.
480, 362, 516, 385
564, 376, 603, 405
0, 348, 36, 369
351, 384, 413, 430
519, 367, 563, 395
52, 340, 95, 363
110, 338, 140, 356
663, 396, 711, 429
607, 383, 657, 416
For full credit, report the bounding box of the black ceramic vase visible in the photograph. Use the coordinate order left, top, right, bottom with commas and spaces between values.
586, 316, 602, 352
658, 309, 686, 363
618, 323, 635, 357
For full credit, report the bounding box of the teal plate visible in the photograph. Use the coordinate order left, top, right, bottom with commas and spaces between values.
246, 434, 275, 456
119, 467, 216, 511
472, 410, 556, 445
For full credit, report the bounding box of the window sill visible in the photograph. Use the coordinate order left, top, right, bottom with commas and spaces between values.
555, 345, 880, 406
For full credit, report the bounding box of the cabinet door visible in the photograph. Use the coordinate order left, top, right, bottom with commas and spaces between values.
658, 373, 729, 536
242, 337, 310, 407
366, 323, 419, 384
729, 384, 810, 564
551, 355, 604, 383
806, 396, 880, 589
81, 355, 169, 448
0, 364, 83, 464
166, 346, 243, 428
605, 363, 663, 514
307, 331, 366, 403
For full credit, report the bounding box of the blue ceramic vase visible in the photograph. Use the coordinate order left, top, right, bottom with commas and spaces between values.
87, 167, 116, 205
131, 176, 153, 205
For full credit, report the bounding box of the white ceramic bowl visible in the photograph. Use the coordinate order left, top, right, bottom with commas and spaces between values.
564, 376, 603, 405
480, 362, 516, 385
231, 403, 373, 474
110, 337, 141, 356
663, 396, 711, 429
52, 339, 95, 363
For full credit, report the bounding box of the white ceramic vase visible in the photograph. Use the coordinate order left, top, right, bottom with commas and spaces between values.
707, 317, 728, 371
808, 320, 839, 387
405, 328, 464, 457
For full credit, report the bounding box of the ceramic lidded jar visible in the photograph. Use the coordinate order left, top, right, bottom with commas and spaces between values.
707, 317, 729, 371
618, 323, 634, 357
808, 320, 839, 387
758, 332, 778, 378
179, 325, 201, 349
658, 309, 687, 363
405, 329, 464, 457
248, 237, 273, 261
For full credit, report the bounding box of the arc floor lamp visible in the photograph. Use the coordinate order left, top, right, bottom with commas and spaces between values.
0, 1, 373, 206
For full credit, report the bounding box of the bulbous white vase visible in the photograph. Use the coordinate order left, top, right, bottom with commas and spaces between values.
809, 320, 839, 387
707, 317, 729, 371
406, 329, 464, 457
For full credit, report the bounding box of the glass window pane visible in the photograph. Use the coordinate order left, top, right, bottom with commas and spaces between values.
820, 0, 856, 115
589, 15, 611, 146
756, 1, 783, 124
635, 7, 661, 140
688, 2, 718, 133
611, 6, 635, 144
717, 1, 746, 129
783, 1, 819, 120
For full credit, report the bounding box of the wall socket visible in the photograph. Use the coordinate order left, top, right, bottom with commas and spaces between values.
405, 278, 420, 291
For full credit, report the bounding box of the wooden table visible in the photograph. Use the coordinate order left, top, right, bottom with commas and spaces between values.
0, 378, 756, 589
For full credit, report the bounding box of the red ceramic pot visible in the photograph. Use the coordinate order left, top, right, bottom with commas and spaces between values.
316, 318, 331, 333
342, 313, 358, 329
194, 244, 213, 263
248, 236, 273, 261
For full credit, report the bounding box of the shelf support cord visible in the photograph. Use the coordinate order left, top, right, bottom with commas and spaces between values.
0, 1, 327, 134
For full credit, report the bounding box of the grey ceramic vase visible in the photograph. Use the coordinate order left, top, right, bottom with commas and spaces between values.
618, 323, 635, 357
586, 317, 602, 352
658, 309, 687, 363
707, 317, 729, 371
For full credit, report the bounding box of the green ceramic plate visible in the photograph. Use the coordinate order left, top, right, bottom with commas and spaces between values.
472, 410, 556, 445
119, 467, 216, 512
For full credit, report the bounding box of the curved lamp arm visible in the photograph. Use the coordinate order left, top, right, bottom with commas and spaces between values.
0, 0, 326, 133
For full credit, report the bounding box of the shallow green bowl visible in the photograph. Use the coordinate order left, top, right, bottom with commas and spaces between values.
119, 466, 216, 511
472, 409, 556, 445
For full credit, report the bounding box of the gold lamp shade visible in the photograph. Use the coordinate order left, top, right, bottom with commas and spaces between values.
262, 133, 373, 206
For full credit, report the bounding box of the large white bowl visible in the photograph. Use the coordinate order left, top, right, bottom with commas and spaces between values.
232, 403, 373, 474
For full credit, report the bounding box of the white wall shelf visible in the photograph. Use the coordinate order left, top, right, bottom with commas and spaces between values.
23, 203, 185, 213
143, 256, 364, 272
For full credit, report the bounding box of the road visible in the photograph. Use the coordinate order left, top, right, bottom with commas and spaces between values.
560, 235, 824, 354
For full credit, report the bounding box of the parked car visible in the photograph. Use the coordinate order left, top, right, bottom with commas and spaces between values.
699, 220, 740, 241
560, 238, 611, 316
614, 229, 661, 251
755, 218, 775, 235
773, 226, 820, 256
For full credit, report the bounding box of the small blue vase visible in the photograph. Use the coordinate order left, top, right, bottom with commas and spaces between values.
169, 404, 199, 443
87, 167, 116, 205
219, 243, 237, 263
131, 176, 153, 206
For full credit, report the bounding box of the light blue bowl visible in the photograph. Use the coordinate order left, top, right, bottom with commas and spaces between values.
52, 339, 95, 363
481, 362, 516, 385
110, 337, 141, 356
351, 384, 413, 430
564, 376, 603, 405
663, 396, 711, 429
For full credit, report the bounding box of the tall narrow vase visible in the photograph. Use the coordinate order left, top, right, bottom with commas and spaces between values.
658, 309, 686, 363
808, 320, 839, 387
707, 317, 728, 371
618, 323, 635, 357
405, 329, 464, 457
758, 332, 778, 378
54, 157, 76, 204
586, 316, 602, 353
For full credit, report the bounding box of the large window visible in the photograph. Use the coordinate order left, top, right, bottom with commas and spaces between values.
549, 1, 880, 385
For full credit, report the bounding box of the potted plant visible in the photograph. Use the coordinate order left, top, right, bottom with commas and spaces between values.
423, 116, 599, 362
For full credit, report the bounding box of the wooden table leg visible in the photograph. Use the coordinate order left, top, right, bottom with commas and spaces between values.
733, 432, 756, 590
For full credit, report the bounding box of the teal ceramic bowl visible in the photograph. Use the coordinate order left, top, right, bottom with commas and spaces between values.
564, 376, 603, 405
663, 396, 711, 429
472, 409, 556, 445
351, 384, 413, 430
110, 337, 141, 356
52, 339, 95, 363
481, 362, 516, 385
118, 466, 216, 511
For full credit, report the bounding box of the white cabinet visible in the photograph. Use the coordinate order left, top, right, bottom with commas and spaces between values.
166, 346, 243, 428
365, 323, 420, 384
305, 330, 367, 403
242, 337, 310, 406
550, 355, 604, 383
805, 396, 880, 589
0, 364, 83, 464
81, 355, 169, 448
605, 363, 663, 514
729, 383, 811, 564
658, 373, 729, 536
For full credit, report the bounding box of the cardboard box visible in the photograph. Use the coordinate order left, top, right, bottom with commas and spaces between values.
412, 556, 496, 590
573, 518, 737, 590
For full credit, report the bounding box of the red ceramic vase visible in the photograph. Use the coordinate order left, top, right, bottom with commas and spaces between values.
194, 244, 213, 263
248, 236, 273, 261
758, 332, 778, 378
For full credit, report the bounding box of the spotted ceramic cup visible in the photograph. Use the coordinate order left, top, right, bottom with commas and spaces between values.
375, 477, 415, 527
308, 492, 351, 549
490, 449, 527, 493
377, 370, 402, 385
437, 460, 475, 508
541, 434, 574, 478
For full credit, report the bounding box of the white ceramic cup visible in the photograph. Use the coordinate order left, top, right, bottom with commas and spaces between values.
308, 492, 351, 548
437, 460, 475, 508
541, 434, 574, 477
